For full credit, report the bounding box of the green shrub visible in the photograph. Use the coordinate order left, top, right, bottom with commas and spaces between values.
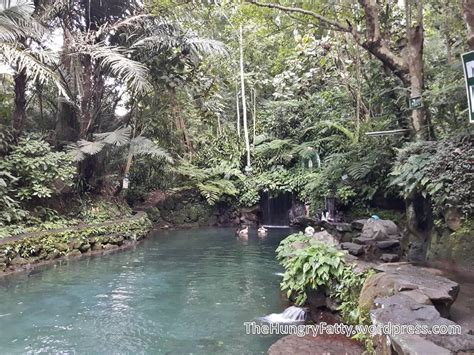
390, 133, 473, 217
1, 136, 75, 201
276, 232, 374, 326
276, 232, 347, 305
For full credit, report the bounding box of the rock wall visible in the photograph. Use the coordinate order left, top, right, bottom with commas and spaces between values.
0, 212, 152, 274
145, 191, 241, 228
427, 218, 474, 273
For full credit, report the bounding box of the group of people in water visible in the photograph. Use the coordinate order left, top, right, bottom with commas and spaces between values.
236, 225, 268, 239
235, 207, 334, 239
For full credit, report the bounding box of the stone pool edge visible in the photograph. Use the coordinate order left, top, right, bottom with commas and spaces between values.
0, 212, 153, 278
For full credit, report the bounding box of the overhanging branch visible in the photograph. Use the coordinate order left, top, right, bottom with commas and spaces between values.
246, 0, 351, 33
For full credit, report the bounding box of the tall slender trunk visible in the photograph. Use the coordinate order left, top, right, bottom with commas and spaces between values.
236, 86, 241, 137
55, 25, 79, 143
252, 88, 256, 144
12, 67, 27, 135
80, 55, 93, 138
404, 0, 433, 261
239, 24, 251, 171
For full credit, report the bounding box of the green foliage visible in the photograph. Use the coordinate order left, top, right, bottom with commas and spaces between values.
1, 136, 75, 201
174, 161, 245, 205
78, 197, 133, 223
334, 268, 375, 325
276, 232, 374, 337
0, 213, 152, 267
0, 137, 75, 226
276, 232, 347, 305
390, 133, 473, 216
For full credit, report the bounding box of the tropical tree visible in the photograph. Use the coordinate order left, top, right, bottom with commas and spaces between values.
0, 0, 65, 134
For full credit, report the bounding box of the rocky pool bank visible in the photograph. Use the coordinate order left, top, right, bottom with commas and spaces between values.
271, 217, 474, 354
0, 212, 152, 276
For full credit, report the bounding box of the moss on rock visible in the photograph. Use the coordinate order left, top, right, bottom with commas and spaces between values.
0, 213, 152, 273
427, 219, 474, 271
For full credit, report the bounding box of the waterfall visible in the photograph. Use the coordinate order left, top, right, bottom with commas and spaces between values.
260, 192, 292, 227
259, 306, 306, 324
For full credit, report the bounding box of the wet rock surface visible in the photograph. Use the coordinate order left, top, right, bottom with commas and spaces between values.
359, 263, 474, 354
360, 263, 459, 317
341, 242, 365, 256
372, 294, 474, 354
268, 334, 364, 355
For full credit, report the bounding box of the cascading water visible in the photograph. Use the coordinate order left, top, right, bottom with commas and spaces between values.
260, 192, 292, 227
259, 306, 306, 324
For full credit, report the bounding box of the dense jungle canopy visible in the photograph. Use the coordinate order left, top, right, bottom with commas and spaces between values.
0, 0, 473, 262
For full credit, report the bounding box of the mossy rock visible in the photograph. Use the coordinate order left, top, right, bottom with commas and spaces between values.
46, 251, 60, 260
67, 250, 82, 258
91, 243, 103, 251
10, 257, 30, 266
79, 243, 91, 253
146, 207, 161, 222
68, 239, 82, 250
103, 243, 118, 251
109, 235, 124, 245
55, 243, 69, 252
428, 220, 474, 270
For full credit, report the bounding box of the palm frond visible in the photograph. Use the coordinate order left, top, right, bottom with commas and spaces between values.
306, 120, 358, 144
81, 43, 151, 93
254, 138, 294, 155
67, 140, 106, 161
130, 136, 173, 163
185, 37, 227, 56
94, 126, 132, 146
0, 42, 69, 97
0, 1, 41, 42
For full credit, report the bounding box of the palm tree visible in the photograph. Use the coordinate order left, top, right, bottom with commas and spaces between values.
0, 0, 65, 134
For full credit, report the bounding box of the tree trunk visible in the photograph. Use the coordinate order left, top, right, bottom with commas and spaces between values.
463, 0, 474, 50
236, 86, 241, 137
239, 24, 251, 171
12, 67, 27, 135
169, 87, 192, 154
252, 88, 256, 144
80, 55, 94, 139
55, 25, 79, 144
406, 22, 431, 140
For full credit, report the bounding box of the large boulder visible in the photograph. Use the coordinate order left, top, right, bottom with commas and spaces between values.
360, 219, 400, 241
359, 263, 460, 317
371, 294, 474, 354
341, 242, 365, 256
312, 230, 339, 247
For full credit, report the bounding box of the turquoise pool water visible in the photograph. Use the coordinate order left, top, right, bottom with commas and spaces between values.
0, 227, 291, 354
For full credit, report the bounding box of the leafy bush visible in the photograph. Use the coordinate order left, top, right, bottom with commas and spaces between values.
0, 136, 75, 226
334, 268, 375, 325
1, 136, 75, 201
174, 161, 245, 205
276, 232, 347, 305
390, 133, 473, 216
276, 232, 374, 327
